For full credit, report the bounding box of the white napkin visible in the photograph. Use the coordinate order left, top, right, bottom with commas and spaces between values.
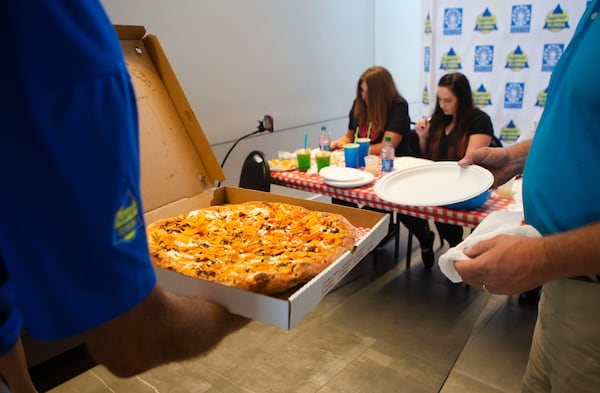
438, 211, 541, 283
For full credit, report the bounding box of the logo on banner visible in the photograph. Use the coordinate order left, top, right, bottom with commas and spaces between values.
425, 12, 432, 34
474, 45, 494, 72
475, 7, 498, 34
535, 87, 548, 107
444, 8, 463, 35
473, 84, 492, 108
505, 45, 529, 71
504, 83, 525, 109
500, 121, 521, 144
542, 44, 564, 71
424, 46, 431, 72
544, 5, 570, 32
440, 47, 462, 71
422, 85, 430, 105
511, 5, 532, 33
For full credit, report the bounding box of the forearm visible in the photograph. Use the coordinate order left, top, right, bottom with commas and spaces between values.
369, 142, 381, 155
0, 339, 38, 393
505, 139, 531, 176
84, 285, 246, 378
539, 221, 600, 281
458, 221, 600, 294
418, 136, 427, 157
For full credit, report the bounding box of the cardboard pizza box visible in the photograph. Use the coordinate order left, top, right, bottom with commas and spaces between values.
115, 25, 389, 329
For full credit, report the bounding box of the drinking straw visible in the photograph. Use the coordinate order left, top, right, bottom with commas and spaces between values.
304, 133, 308, 149
367, 122, 372, 139
354, 126, 359, 142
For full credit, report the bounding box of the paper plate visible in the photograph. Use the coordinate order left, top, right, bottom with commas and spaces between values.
374, 162, 493, 206
324, 172, 374, 188
393, 156, 434, 171
319, 166, 364, 182
268, 159, 298, 171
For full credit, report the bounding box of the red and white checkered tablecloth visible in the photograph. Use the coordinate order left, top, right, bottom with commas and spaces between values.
271, 166, 514, 228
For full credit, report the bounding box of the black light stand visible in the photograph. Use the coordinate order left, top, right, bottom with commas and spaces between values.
217, 115, 273, 186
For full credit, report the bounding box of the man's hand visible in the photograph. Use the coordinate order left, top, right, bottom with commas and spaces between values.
84, 286, 249, 378
454, 235, 548, 294
458, 140, 531, 188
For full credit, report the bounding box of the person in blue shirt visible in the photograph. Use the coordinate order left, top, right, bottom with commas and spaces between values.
456, 2, 600, 391
0, 1, 246, 386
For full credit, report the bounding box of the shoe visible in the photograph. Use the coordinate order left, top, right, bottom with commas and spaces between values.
420, 230, 435, 269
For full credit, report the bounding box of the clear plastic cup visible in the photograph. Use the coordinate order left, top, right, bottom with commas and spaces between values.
356, 138, 370, 167
364, 155, 378, 175
497, 177, 515, 198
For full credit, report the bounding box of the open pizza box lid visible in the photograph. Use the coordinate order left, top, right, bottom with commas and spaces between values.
114, 25, 224, 211
115, 25, 389, 329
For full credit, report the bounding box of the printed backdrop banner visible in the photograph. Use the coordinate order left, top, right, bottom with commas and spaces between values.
419, 1, 588, 144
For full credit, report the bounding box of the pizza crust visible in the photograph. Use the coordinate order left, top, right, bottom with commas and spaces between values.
147, 201, 356, 294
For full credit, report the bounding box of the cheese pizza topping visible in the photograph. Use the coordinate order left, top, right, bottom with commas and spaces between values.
147, 201, 356, 294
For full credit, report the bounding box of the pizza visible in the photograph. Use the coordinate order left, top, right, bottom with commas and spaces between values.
146, 201, 356, 294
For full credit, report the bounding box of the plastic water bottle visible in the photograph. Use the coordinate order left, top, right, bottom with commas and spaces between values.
381, 135, 394, 172
319, 126, 330, 151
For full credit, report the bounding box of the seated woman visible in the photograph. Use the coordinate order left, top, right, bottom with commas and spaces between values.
413, 72, 493, 267
330, 65, 413, 156
330, 66, 435, 264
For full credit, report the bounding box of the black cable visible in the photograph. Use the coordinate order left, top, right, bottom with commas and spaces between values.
217, 118, 270, 187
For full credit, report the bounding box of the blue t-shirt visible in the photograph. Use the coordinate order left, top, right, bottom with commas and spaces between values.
523, 0, 600, 235
0, 1, 156, 348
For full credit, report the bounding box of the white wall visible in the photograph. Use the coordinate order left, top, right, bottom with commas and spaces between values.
101, 0, 421, 187
374, 0, 422, 122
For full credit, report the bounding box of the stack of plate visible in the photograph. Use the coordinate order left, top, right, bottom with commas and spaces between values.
374, 162, 493, 209
319, 166, 374, 188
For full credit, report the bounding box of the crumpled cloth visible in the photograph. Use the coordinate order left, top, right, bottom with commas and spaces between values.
438, 211, 541, 283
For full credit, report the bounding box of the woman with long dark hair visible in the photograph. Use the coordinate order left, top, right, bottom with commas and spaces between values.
414, 72, 494, 257
330, 66, 413, 156
331, 66, 436, 264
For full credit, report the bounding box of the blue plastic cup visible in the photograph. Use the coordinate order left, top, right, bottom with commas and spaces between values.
344, 143, 360, 168
356, 138, 370, 167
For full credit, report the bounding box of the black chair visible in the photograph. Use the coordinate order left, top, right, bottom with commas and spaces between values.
238, 150, 271, 192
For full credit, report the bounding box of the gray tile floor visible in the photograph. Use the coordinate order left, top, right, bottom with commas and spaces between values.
41, 222, 538, 393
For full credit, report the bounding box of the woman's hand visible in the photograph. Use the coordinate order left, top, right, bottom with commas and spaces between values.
414, 118, 430, 156
330, 133, 353, 151
414, 118, 430, 138
329, 139, 344, 150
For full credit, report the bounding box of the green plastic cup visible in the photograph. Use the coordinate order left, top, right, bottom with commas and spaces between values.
315, 151, 331, 173
296, 148, 312, 171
